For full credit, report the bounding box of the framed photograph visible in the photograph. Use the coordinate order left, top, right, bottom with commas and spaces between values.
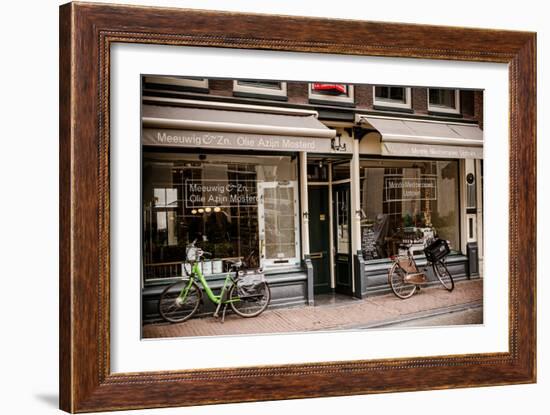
59, 2, 536, 413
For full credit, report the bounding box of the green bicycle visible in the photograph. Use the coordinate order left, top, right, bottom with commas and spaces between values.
158, 241, 271, 323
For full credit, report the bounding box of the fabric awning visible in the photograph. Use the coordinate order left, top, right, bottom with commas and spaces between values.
142, 102, 336, 153
357, 115, 483, 159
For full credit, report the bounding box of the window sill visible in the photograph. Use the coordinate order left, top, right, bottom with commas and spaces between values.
308, 98, 356, 108
427, 110, 463, 118
372, 105, 414, 113
364, 252, 467, 271
233, 91, 288, 101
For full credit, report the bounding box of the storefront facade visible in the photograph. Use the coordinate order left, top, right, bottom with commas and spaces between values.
141, 79, 484, 322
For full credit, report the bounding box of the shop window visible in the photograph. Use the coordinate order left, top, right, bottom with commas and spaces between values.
428, 88, 461, 114
335, 188, 350, 253
373, 86, 412, 109
308, 83, 354, 104
306, 160, 329, 182
359, 159, 460, 261
153, 188, 179, 246
142, 153, 299, 281
233, 80, 287, 98
142, 76, 209, 92
332, 161, 351, 181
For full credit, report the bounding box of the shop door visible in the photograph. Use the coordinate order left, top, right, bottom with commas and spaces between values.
308, 186, 331, 294
333, 183, 353, 295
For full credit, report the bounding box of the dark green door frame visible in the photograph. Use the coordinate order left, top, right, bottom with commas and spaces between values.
333, 183, 353, 295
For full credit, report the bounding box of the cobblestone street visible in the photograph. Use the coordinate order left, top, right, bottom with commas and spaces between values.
142, 279, 483, 339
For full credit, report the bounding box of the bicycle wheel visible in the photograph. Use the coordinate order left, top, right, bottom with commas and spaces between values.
388, 262, 417, 299
433, 260, 454, 291
158, 279, 202, 323
229, 280, 271, 318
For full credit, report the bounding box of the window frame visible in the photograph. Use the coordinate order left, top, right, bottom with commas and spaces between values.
143, 76, 209, 90
373, 86, 412, 109
427, 88, 461, 114
308, 83, 355, 104
257, 180, 301, 268
143, 151, 301, 276
358, 157, 462, 262
233, 80, 288, 97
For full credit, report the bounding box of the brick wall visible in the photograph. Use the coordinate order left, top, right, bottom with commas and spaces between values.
412, 87, 428, 114
474, 90, 484, 129
287, 82, 308, 104
148, 78, 482, 126
208, 79, 233, 97
355, 84, 373, 108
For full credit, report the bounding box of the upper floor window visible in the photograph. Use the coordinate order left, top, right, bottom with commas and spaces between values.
233, 80, 287, 98
428, 88, 461, 114
309, 83, 354, 104
373, 86, 412, 109
143, 76, 209, 91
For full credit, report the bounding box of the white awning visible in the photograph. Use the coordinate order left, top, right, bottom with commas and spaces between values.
357, 115, 483, 159
142, 101, 336, 153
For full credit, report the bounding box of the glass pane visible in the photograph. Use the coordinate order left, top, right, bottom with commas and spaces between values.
332, 161, 350, 181
359, 159, 459, 261
307, 160, 329, 181
375, 86, 388, 99
142, 153, 298, 279
336, 189, 350, 254
264, 186, 296, 259
429, 89, 456, 108
389, 87, 405, 101
375, 86, 405, 103
165, 188, 177, 206
238, 80, 282, 90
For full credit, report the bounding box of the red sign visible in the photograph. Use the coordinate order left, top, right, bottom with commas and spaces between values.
312, 83, 347, 94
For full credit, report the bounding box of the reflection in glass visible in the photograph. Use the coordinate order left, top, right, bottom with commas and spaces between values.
429, 88, 457, 109
375, 86, 406, 103
359, 159, 459, 261
142, 152, 298, 280
335, 188, 350, 254
262, 185, 298, 261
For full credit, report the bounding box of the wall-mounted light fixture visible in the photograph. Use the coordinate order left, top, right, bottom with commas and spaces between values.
331, 133, 347, 152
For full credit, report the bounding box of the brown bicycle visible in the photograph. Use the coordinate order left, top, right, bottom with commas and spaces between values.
388, 239, 454, 299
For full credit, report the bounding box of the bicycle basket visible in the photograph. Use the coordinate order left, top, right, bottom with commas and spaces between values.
186, 246, 198, 262
236, 270, 266, 298
424, 238, 450, 262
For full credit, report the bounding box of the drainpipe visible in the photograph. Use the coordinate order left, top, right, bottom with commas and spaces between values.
300, 152, 310, 256
350, 139, 362, 294
299, 152, 314, 305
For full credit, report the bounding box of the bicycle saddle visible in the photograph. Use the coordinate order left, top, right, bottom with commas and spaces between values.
225, 258, 243, 270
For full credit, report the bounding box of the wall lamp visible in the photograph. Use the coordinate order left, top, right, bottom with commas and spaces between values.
331, 133, 347, 152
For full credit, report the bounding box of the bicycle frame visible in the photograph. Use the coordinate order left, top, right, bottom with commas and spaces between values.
178, 261, 238, 306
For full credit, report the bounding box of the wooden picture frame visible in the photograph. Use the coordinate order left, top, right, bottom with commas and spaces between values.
59, 2, 536, 412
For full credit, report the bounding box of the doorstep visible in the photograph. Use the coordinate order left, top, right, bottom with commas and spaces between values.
142, 279, 483, 339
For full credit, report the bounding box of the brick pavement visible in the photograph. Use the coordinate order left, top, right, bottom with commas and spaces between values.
142, 279, 483, 339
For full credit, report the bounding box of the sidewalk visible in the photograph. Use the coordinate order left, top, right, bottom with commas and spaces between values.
142, 279, 483, 338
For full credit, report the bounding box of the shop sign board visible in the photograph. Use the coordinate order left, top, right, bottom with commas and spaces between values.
184, 179, 258, 208
142, 128, 334, 153
382, 142, 483, 159
384, 176, 437, 202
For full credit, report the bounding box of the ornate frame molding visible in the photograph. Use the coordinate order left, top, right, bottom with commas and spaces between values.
60, 3, 536, 412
